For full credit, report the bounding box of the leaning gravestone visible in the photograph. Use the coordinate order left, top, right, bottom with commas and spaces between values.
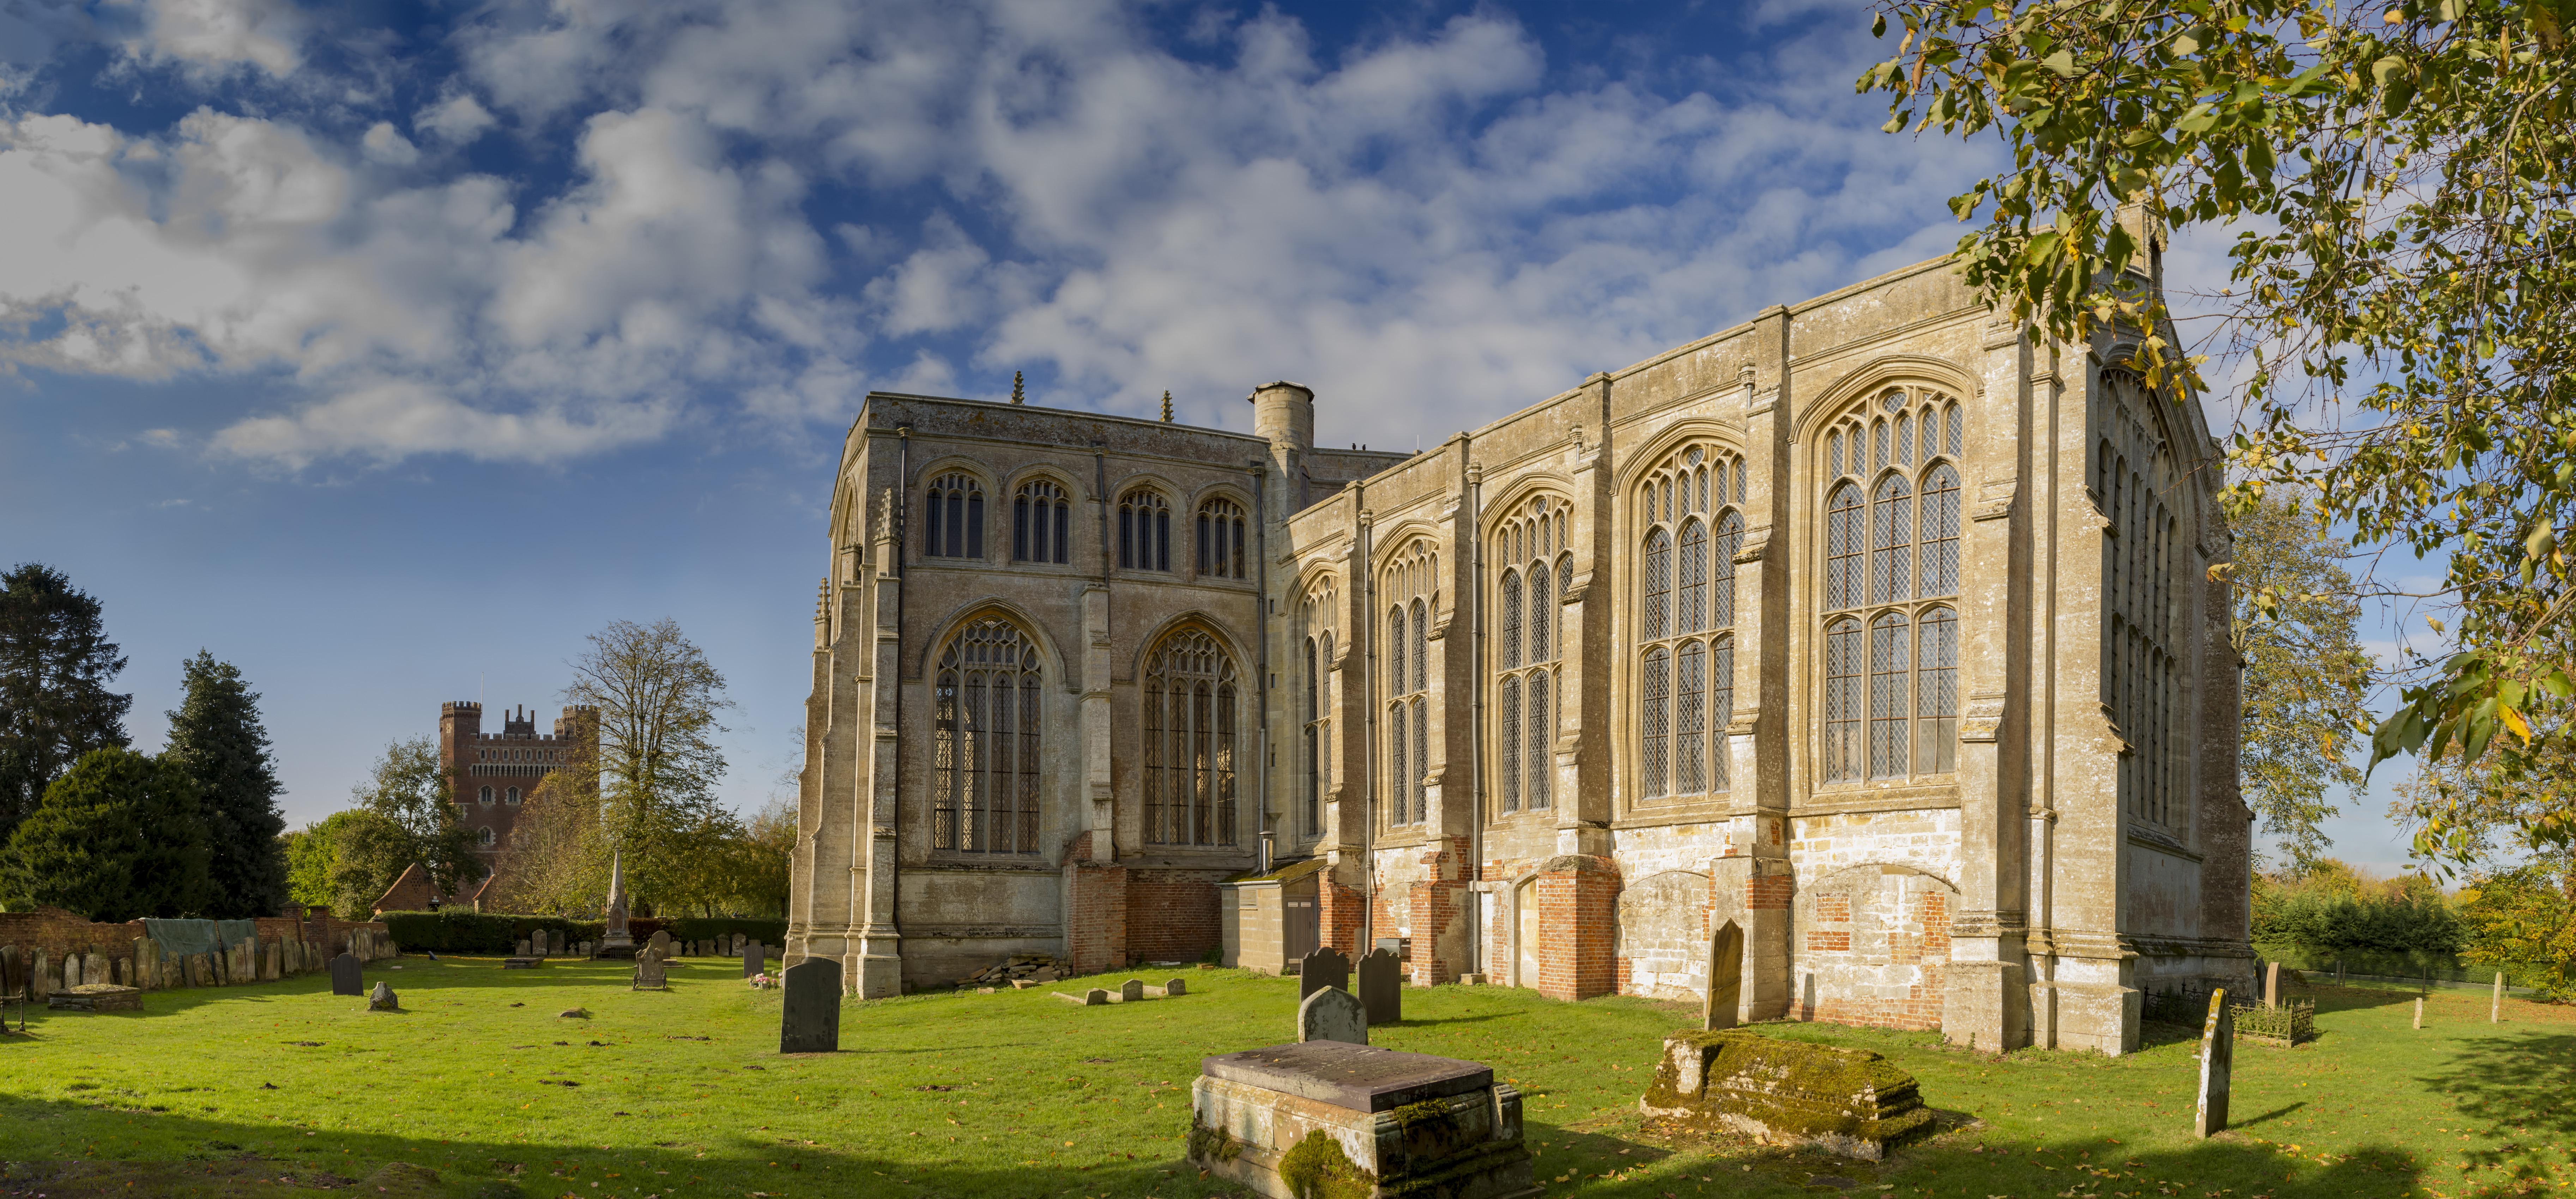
1298, 985, 1368, 1046
2194, 987, 2233, 1137
1192, 1041, 1531, 1199
1296, 946, 1350, 1004
1703, 919, 1744, 1031
329, 951, 363, 997
367, 981, 399, 1011
1357, 948, 1401, 1025
633, 950, 669, 992
742, 940, 766, 979
779, 958, 842, 1054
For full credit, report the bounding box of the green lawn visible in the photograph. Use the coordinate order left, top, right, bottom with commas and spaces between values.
1, 955, 2570, 1198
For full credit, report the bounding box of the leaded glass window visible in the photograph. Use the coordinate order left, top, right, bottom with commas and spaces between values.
1633, 445, 1743, 805
932, 618, 1041, 853
1818, 387, 1966, 786
1142, 629, 1238, 846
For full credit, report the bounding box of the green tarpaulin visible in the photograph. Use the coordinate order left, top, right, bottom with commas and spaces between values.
141, 918, 261, 958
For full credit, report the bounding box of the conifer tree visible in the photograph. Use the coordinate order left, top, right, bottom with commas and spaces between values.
0, 747, 212, 921
163, 652, 288, 917
0, 564, 132, 841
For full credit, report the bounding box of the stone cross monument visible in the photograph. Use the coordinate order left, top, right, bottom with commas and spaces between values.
601, 848, 634, 951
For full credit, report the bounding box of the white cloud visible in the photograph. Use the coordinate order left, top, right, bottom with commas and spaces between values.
414, 93, 496, 146
111, 0, 307, 77
2, 0, 1999, 465
359, 121, 417, 165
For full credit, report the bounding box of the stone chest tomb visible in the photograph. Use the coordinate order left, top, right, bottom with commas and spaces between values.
1638, 1029, 1932, 1161
1191, 1041, 1534, 1199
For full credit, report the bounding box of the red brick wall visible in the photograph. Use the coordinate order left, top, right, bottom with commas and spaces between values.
1804, 887, 1952, 1031
1748, 873, 1793, 911
1318, 875, 1364, 958
1065, 832, 1128, 974
1405, 837, 1470, 985
1535, 856, 1619, 1002
1125, 870, 1221, 963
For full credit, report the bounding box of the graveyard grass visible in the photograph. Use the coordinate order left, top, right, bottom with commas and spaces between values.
0, 960, 2568, 1199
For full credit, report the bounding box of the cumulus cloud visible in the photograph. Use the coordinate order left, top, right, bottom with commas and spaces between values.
414, 92, 496, 146
110, 0, 307, 77
0, 0, 1996, 465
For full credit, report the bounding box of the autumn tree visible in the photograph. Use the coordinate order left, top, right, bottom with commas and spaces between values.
347, 737, 482, 902
2232, 491, 2375, 869
565, 618, 734, 914
1861, 0, 2576, 863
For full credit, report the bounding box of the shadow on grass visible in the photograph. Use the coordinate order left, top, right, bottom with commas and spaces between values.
2418, 1028, 2576, 1191
2233, 1100, 2306, 1128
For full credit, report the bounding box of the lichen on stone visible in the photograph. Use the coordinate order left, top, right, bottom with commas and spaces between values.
1639, 1029, 1934, 1160
1277, 1129, 1375, 1199
1186, 1116, 1244, 1164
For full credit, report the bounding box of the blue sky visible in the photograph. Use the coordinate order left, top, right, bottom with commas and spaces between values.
0, 0, 2431, 872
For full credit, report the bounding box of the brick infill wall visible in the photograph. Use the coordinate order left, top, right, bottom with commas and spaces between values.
0, 907, 391, 998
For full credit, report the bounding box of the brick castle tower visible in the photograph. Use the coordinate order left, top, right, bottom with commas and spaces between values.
438, 701, 597, 903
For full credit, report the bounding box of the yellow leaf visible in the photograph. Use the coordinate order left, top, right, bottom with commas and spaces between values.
2501, 706, 2533, 743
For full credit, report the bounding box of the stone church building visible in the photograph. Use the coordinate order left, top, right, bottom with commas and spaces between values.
787, 248, 2253, 1055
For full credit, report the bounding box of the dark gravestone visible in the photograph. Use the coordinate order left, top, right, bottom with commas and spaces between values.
329, 952, 363, 997
1296, 946, 1350, 1004
1203, 1041, 1491, 1112
1357, 948, 1401, 1025
779, 958, 842, 1054
1703, 919, 1744, 1031
742, 940, 766, 979
2194, 987, 2234, 1137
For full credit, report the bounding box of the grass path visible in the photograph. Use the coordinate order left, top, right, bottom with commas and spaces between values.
0, 955, 2568, 1197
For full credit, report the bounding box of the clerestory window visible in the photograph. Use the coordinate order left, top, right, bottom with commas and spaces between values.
1013, 479, 1072, 565
924, 473, 986, 560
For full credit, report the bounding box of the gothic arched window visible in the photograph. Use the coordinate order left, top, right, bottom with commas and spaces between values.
933, 619, 1043, 853
1197, 498, 1248, 579
1117, 489, 1172, 571
1013, 478, 1071, 565
1382, 538, 1436, 826
1492, 495, 1567, 813
478, 826, 495, 847
1819, 387, 1963, 785
2097, 370, 2184, 827
1634, 444, 1744, 804
1299, 576, 1338, 837
924, 473, 985, 559
1142, 629, 1240, 846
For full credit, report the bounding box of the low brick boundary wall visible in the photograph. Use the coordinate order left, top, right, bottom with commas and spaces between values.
0, 907, 392, 1000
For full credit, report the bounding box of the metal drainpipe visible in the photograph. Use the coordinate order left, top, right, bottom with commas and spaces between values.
1465, 457, 1483, 978
1253, 465, 1273, 876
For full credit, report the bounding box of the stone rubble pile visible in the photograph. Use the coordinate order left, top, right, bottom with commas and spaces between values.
958, 955, 1062, 986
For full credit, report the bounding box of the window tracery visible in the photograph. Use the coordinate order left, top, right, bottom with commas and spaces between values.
933, 618, 1042, 853
924, 473, 985, 560
1118, 489, 1172, 571
1494, 495, 1568, 814
1298, 576, 1338, 838
1382, 538, 1436, 827
1142, 629, 1239, 846
2098, 369, 2184, 828
1635, 444, 1743, 805
1197, 498, 1248, 579
1013, 479, 1071, 564
1819, 388, 1961, 785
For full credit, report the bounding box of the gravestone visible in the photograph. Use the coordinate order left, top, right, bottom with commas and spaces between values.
2194, 988, 2233, 1137
1192, 1042, 1530, 1199
1703, 919, 1745, 1031
367, 981, 399, 1011
1296, 946, 1350, 1003
779, 958, 842, 1054
1642, 1030, 1931, 1161
2414, 996, 2424, 1029
1298, 985, 1368, 1046
1357, 948, 1401, 1025
2493, 972, 2505, 1023
2263, 961, 2280, 1007
1052, 988, 1108, 1005
516, 939, 533, 958
648, 930, 673, 960
534, 930, 550, 957
1117, 978, 1143, 1002
742, 940, 765, 979
634, 950, 669, 992
1164, 977, 1187, 997
329, 952, 363, 997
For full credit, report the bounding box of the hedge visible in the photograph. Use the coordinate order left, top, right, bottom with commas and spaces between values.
665, 917, 788, 946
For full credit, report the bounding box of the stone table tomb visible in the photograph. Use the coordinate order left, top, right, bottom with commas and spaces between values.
1190, 1041, 1534, 1199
